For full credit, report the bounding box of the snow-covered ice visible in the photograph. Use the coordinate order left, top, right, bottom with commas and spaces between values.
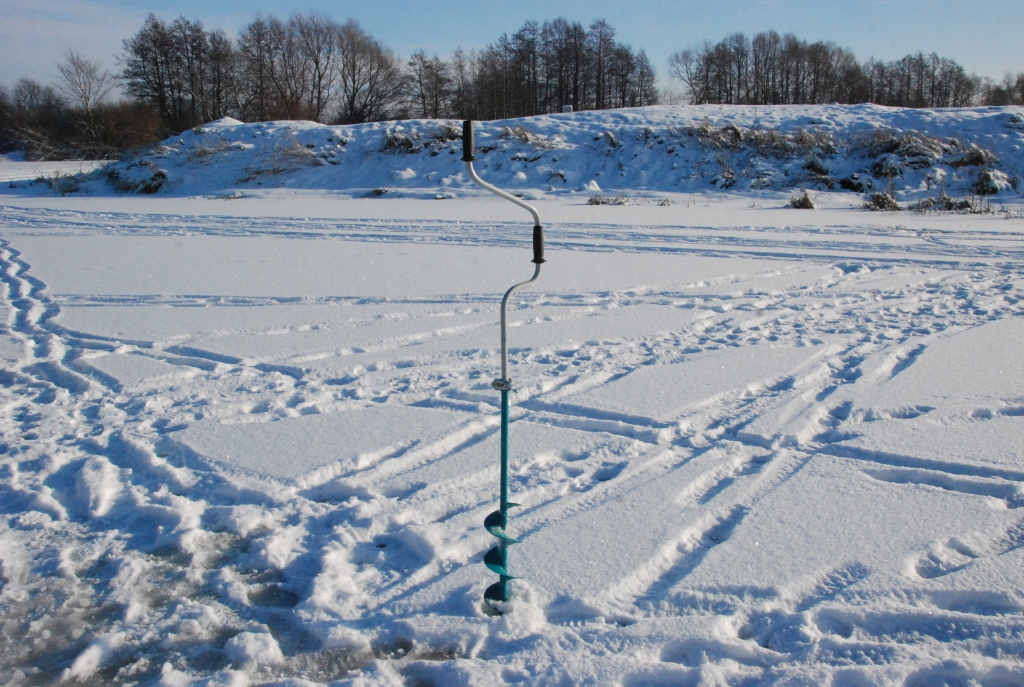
1, 105, 1024, 686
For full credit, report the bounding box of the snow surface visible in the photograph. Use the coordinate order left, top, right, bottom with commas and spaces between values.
1, 105, 1024, 686
0, 153, 108, 184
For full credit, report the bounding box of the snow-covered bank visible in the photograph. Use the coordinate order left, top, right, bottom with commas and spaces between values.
16, 104, 1024, 204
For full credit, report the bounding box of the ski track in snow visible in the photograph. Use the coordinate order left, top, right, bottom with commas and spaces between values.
2, 196, 1024, 687
6, 204, 1024, 266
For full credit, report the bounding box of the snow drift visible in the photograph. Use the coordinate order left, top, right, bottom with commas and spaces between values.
89, 104, 1024, 201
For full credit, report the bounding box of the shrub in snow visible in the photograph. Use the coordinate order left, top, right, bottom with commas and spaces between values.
187, 137, 234, 161
36, 171, 82, 196
502, 125, 561, 150
593, 130, 620, 147
914, 194, 976, 212
103, 161, 166, 193
865, 191, 900, 211
688, 123, 837, 158
949, 144, 998, 168
837, 174, 868, 192
853, 128, 950, 159
272, 135, 324, 169
428, 123, 461, 145
973, 169, 1012, 195
789, 191, 816, 209
870, 154, 903, 179
587, 193, 628, 205
381, 129, 419, 153
803, 159, 829, 177
712, 170, 737, 188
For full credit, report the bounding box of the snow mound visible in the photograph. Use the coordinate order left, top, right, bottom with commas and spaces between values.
80, 104, 1024, 200
223, 631, 284, 666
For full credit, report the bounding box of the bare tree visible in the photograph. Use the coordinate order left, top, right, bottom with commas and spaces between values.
263, 15, 307, 119
334, 19, 405, 124
120, 14, 215, 132
11, 79, 64, 117
0, 85, 12, 150
407, 50, 451, 118
449, 48, 479, 119
669, 46, 712, 104
633, 50, 659, 106
236, 16, 276, 121
56, 51, 117, 119
292, 13, 337, 121
670, 30, 978, 108
589, 19, 616, 110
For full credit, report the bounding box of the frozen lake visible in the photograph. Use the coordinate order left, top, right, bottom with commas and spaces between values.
2, 104, 1024, 686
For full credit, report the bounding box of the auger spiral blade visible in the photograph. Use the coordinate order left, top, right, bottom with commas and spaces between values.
484, 546, 515, 578
484, 510, 521, 544
484, 582, 506, 604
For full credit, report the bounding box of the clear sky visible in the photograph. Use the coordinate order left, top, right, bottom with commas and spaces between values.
2, 0, 1023, 92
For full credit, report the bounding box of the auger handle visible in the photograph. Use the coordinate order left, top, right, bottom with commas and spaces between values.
462, 120, 544, 264
462, 120, 476, 162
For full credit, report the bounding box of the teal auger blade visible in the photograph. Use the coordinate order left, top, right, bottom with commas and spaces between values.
484, 582, 505, 603
508, 502, 520, 508
484, 546, 515, 578
484, 511, 521, 543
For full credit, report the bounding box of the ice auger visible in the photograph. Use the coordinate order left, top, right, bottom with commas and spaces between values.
462, 120, 545, 609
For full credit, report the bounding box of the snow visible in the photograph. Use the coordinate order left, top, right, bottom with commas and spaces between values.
549, 344, 828, 423
224, 632, 285, 667
175, 406, 482, 483
8, 104, 1024, 205
1, 104, 1024, 686
0, 153, 108, 183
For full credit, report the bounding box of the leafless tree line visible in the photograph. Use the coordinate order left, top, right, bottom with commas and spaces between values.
0, 54, 162, 158
669, 31, 991, 108
3, 14, 1023, 160
980, 73, 1024, 107
408, 18, 659, 120
117, 13, 658, 130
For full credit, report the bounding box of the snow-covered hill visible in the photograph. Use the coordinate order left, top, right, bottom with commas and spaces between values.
85, 104, 1024, 201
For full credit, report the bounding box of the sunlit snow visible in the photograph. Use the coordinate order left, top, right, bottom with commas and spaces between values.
1, 105, 1024, 686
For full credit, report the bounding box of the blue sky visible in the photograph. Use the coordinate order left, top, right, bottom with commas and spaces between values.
2, 0, 1022, 91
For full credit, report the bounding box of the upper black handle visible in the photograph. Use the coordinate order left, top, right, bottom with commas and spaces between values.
462, 120, 476, 162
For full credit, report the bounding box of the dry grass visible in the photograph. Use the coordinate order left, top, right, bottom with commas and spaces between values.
188, 138, 233, 160
789, 191, 816, 209
865, 191, 900, 211
428, 123, 462, 146
502, 126, 562, 150
381, 129, 419, 153
679, 119, 837, 159
587, 193, 629, 206
273, 135, 323, 168
913, 194, 976, 212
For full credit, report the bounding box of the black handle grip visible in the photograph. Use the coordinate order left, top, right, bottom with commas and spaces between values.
462, 120, 476, 162
532, 225, 545, 264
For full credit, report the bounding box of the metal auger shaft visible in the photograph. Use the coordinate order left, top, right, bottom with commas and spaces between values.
463, 119, 544, 609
